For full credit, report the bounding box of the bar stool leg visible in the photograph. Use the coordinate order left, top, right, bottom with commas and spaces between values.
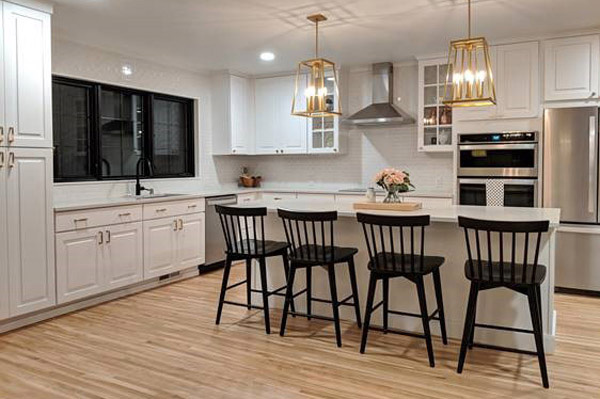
327, 265, 342, 347
528, 286, 550, 388
258, 258, 271, 334
360, 273, 378, 354
216, 256, 233, 325
279, 264, 297, 337
245, 259, 252, 310
432, 269, 448, 345
281, 253, 296, 316
347, 257, 362, 328
383, 277, 390, 333
457, 282, 479, 373
468, 288, 478, 350
416, 275, 435, 367
306, 266, 312, 320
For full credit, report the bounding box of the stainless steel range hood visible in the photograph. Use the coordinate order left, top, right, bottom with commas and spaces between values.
346, 62, 415, 127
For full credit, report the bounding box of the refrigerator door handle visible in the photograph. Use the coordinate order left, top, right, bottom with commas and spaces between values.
589, 115, 597, 214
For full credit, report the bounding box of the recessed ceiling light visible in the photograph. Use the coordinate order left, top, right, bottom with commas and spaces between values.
121, 64, 133, 76
260, 52, 275, 61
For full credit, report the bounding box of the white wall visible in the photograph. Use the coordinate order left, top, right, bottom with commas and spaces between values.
243, 64, 454, 194
52, 39, 244, 202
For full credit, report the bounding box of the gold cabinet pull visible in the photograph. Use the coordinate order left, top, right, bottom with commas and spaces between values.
7, 127, 14, 143
178, 218, 184, 230
0, 152, 4, 168
173, 219, 178, 231
8, 152, 15, 168
105, 230, 111, 243
0, 127, 4, 144
97, 231, 104, 245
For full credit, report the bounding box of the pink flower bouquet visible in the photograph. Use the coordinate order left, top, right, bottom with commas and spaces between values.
374, 168, 415, 203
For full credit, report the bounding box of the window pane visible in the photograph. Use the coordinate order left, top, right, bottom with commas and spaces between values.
52, 81, 93, 179
152, 97, 190, 176
100, 89, 145, 177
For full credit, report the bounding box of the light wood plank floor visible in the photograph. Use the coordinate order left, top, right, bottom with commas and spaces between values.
1, 267, 599, 398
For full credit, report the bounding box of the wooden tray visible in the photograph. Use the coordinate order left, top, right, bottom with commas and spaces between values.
353, 201, 422, 211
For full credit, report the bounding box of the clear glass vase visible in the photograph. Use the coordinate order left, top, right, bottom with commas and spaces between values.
383, 189, 403, 203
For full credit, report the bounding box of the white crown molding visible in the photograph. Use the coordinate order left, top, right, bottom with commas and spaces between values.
8, 0, 53, 13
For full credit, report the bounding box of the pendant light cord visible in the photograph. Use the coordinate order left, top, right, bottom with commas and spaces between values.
468, 0, 471, 38
315, 19, 319, 58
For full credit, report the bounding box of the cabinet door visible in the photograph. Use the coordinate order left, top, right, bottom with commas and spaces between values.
254, 77, 280, 154
6, 148, 55, 316
104, 222, 143, 290
0, 149, 8, 319
3, 3, 51, 148
176, 213, 205, 270
143, 217, 177, 279
496, 42, 540, 118
56, 229, 103, 304
544, 35, 600, 101
278, 75, 307, 154
230, 75, 253, 154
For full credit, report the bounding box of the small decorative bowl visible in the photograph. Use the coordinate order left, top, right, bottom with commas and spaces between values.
240, 176, 262, 188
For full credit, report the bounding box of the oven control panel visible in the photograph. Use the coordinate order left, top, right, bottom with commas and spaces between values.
459, 132, 537, 144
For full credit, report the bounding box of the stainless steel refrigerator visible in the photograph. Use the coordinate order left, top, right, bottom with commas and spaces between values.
544, 107, 600, 292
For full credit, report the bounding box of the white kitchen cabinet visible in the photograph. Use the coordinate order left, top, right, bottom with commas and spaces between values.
177, 213, 205, 269
255, 75, 307, 155
2, 2, 52, 148
0, 149, 8, 319
6, 147, 55, 316
454, 42, 540, 120
544, 35, 600, 102
56, 228, 104, 303
104, 222, 143, 290
143, 216, 178, 279
211, 73, 254, 155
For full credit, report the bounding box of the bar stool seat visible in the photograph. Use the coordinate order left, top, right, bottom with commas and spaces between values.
463, 260, 547, 285
369, 253, 445, 275
230, 239, 289, 257
292, 245, 358, 265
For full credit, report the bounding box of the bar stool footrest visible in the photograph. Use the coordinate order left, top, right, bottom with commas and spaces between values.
222, 300, 264, 310
474, 322, 534, 335
471, 342, 538, 356
226, 279, 248, 291
368, 325, 427, 340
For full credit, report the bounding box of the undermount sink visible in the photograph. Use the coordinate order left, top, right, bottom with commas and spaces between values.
131, 193, 183, 200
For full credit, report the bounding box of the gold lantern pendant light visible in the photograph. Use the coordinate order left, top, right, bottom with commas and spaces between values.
443, 0, 496, 107
292, 14, 342, 118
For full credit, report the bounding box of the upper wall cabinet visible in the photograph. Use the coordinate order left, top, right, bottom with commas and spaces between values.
418, 58, 453, 152
2, 2, 52, 148
211, 74, 255, 155
254, 75, 307, 155
454, 41, 540, 121
544, 35, 600, 102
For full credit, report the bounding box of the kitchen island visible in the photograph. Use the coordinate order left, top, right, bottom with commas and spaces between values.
240, 198, 561, 352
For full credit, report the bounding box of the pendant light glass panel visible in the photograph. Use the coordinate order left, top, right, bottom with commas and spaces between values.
292, 58, 341, 117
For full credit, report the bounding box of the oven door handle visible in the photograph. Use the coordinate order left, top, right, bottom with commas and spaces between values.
589, 115, 597, 214
458, 178, 537, 186
459, 143, 537, 151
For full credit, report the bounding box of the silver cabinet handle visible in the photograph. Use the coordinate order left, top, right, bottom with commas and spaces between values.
0, 151, 4, 168
0, 127, 3, 144
7, 127, 14, 143
106, 230, 111, 243
8, 152, 14, 168
173, 219, 178, 231
73, 217, 88, 223
156, 208, 167, 212
589, 115, 597, 214
97, 231, 104, 245
118, 212, 131, 217
187, 204, 197, 209
178, 218, 184, 230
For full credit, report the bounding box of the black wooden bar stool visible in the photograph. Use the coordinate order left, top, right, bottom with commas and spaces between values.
357, 213, 447, 368
278, 209, 362, 347
456, 216, 550, 388
215, 205, 295, 334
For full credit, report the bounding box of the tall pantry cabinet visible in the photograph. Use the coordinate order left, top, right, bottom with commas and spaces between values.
0, 1, 54, 320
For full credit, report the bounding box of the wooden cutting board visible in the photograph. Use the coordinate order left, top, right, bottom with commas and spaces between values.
353, 201, 422, 211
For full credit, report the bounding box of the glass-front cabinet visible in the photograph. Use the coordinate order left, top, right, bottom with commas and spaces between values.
307, 73, 340, 154
418, 58, 453, 152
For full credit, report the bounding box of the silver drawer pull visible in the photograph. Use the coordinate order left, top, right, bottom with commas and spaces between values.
8, 152, 15, 168
7, 127, 14, 143
74, 218, 88, 223
0, 127, 3, 144
119, 212, 132, 217
173, 219, 178, 231
97, 231, 103, 244
106, 230, 111, 243
0, 152, 4, 168
187, 204, 197, 209
178, 218, 184, 230
156, 208, 167, 212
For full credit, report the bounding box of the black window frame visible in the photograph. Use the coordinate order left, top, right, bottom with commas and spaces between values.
53, 75, 195, 182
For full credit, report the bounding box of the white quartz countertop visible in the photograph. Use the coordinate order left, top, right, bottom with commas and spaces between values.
241, 199, 561, 226
53, 187, 453, 212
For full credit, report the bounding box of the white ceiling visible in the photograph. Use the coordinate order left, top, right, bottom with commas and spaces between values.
51, 0, 600, 75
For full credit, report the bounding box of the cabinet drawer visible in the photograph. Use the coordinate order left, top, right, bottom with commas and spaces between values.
143, 198, 205, 220
55, 205, 143, 233
262, 192, 297, 201
238, 193, 260, 203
